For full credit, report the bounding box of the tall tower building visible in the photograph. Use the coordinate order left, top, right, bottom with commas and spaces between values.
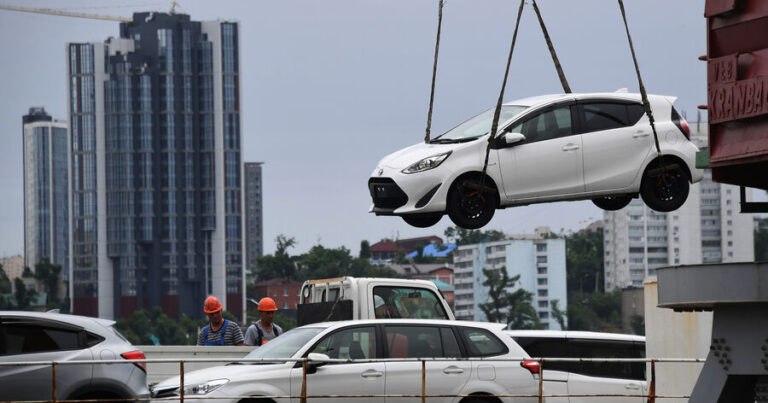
604, 128, 755, 291
23, 107, 69, 279
67, 12, 244, 320
243, 162, 263, 279
453, 227, 567, 330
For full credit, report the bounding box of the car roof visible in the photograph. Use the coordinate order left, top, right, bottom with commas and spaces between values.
503, 329, 645, 343
503, 91, 671, 108
0, 310, 116, 332
309, 318, 507, 331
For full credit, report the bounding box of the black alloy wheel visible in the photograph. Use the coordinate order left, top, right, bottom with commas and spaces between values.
592, 195, 633, 211
447, 179, 497, 229
402, 213, 443, 228
640, 159, 690, 212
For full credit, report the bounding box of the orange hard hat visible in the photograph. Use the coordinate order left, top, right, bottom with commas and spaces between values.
257, 297, 277, 312
204, 296, 222, 313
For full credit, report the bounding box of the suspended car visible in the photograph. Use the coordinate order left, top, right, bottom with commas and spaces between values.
368, 92, 703, 229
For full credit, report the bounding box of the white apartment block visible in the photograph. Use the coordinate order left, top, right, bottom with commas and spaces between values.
453, 227, 567, 330
604, 128, 755, 291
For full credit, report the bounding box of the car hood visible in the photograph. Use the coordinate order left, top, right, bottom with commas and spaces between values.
154, 362, 287, 389
378, 140, 480, 169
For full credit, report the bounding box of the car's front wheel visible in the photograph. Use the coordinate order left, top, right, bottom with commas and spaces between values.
447, 178, 497, 229
402, 213, 442, 228
592, 195, 633, 211
640, 158, 690, 212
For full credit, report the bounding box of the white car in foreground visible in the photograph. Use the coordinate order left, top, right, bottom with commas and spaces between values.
368, 91, 703, 229
152, 319, 539, 403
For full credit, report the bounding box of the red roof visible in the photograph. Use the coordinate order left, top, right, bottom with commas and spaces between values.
370, 241, 408, 252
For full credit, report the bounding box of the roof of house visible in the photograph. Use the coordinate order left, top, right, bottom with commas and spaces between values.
405, 243, 457, 258
370, 241, 408, 252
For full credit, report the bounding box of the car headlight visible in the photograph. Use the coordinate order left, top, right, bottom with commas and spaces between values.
402, 151, 451, 174
183, 379, 229, 395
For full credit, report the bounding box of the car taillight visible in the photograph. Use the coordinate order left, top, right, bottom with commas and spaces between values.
680, 117, 691, 139
520, 360, 540, 374
121, 350, 147, 372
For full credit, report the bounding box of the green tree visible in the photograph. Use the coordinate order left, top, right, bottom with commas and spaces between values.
13, 277, 38, 309
0, 264, 11, 309
550, 299, 567, 330
257, 235, 297, 280
565, 228, 604, 294
479, 268, 542, 329
296, 244, 400, 281
756, 218, 768, 261
34, 257, 62, 307
566, 290, 622, 332
444, 226, 505, 246
630, 314, 645, 336
359, 240, 371, 259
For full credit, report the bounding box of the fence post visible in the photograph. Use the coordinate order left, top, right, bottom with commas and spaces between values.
51, 362, 57, 403
180, 360, 185, 403
647, 359, 656, 403
421, 360, 426, 403
538, 359, 544, 403
301, 358, 307, 403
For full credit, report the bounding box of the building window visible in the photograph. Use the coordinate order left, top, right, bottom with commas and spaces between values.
538, 290, 548, 297
284, 288, 289, 296
537, 267, 547, 275
537, 278, 548, 286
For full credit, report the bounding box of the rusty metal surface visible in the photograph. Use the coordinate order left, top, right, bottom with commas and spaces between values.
706, 0, 768, 189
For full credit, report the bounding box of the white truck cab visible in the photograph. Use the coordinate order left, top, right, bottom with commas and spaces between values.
297, 277, 455, 325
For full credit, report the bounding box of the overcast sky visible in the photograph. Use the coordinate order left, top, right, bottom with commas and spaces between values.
0, 0, 710, 257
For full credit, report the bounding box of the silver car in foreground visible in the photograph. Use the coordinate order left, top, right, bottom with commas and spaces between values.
153, 319, 540, 403
0, 311, 150, 402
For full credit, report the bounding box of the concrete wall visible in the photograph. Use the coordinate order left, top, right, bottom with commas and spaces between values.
644, 279, 711, 402
141, 345, 256, 385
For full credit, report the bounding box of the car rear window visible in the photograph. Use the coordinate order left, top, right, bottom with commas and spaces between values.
458, 327, 508, 357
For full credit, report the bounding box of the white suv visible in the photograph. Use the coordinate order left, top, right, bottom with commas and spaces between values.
369, 92, 703, 229
153, 319, 540, 403
504, 330, 647, 403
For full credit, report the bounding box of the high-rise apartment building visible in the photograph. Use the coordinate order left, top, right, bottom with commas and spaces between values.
244, 162, 263, 278
453, 227, 567, 329
67, 12, 244, 320
23, 107, 69, 278
604, 127, 755, 291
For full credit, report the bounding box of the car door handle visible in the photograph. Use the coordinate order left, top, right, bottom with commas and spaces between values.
633, 131, 650, 138
442, 366, 465, 375
562, 144, 580, 151
625, 383, 642, 390
361, 369, 383, 378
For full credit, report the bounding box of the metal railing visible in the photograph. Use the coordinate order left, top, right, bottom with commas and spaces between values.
0, 356, 706, 403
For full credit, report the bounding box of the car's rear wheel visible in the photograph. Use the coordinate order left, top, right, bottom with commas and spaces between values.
640, 158, 689, 212
447, 178, 497, 229
592, 195, 633, 211
402, 213, 442, 228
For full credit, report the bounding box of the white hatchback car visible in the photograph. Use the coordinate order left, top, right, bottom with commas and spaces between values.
152, 319, 540, 403
368, 92, 703, 229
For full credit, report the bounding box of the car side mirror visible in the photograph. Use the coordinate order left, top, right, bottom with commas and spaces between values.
306, 352, 330, 374
503, 132, 526, 144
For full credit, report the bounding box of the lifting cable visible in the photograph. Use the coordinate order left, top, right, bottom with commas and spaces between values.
424, 0, 445, 143
532, 0, 571, 94
617, 0, 662, 155
478, 0, 526, 191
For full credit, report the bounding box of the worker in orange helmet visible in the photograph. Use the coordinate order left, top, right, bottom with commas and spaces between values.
244, 297, 283, 346
197, 296, 245, 346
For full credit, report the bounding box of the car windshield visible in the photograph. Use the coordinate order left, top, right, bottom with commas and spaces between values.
240, 327, 324, 363
433, 105, 528, 142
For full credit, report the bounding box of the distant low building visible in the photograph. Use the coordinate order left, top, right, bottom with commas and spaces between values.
250, 278, 302, 312
369, 236, 445, 262
0, 255, 25, 281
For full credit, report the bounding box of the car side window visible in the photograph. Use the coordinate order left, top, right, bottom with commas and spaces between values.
384, 326, 448, 358
1, 323, 80, 356
310, 326, 376, 361
582, 102, 646, 132
568, 339, 645, 381
458, 327, 508, 357
512, 337, 570, 372
508, 105, 572, 144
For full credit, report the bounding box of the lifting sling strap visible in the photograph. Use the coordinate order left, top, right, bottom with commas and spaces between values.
424, 0, 445, 143
532, 0, 571, 94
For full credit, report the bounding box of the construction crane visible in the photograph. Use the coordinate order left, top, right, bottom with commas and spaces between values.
0, 4, 131, 22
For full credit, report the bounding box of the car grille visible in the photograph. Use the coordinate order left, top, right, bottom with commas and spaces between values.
368, 178, 408, 209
